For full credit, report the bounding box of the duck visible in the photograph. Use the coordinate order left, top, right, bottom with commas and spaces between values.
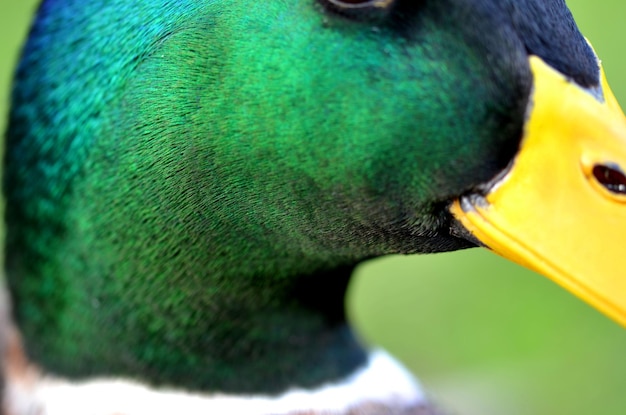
2, 0, 626, 414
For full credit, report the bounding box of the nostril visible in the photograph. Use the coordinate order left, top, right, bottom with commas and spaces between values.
592, 164, 626, 195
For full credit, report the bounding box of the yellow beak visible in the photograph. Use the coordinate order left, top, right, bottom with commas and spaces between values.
451, 55, 626, 327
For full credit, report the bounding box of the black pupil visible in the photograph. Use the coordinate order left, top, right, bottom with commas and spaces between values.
592, 164, 626, 195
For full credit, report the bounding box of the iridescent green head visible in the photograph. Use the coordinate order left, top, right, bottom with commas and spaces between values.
4, 0, 605, 394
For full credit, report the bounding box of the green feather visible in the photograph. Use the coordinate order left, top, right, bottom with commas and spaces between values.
4, 0, 598, 393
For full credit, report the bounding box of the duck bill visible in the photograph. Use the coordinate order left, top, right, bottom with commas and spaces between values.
451, 55, 626, 326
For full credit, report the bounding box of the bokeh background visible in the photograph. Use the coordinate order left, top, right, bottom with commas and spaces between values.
1, 2, 626, 415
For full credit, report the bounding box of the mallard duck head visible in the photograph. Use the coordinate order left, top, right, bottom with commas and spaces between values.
3, 0, 626, 402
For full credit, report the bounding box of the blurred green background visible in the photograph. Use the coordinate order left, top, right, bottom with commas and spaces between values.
1, 2, 626, 415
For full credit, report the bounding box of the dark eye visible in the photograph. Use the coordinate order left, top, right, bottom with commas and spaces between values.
320, 0, 396, 20
593, 164, 626, 195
